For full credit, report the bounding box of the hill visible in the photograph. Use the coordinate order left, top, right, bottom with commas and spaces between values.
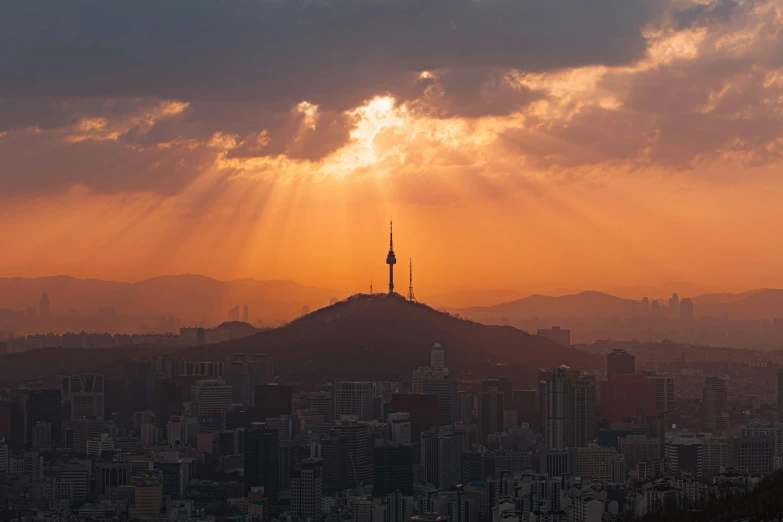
451, 291, 637, 322
696, 288, 783, 319
179, 294, 602, 385
0, 275, 340, 325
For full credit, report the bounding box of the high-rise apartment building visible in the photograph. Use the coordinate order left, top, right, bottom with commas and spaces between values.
334, 381, 374, 421
540, 367, 596, 449
703, 376, 729, 431
647, 374, 675, 416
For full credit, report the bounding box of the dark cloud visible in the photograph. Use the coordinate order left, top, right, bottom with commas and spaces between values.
673, 0, 743, 29
0, 0, 664, 111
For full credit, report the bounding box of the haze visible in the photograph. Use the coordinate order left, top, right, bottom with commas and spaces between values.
2, 0, 783, 297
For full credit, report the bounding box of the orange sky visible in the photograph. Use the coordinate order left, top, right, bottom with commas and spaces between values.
2, 0, 783, 297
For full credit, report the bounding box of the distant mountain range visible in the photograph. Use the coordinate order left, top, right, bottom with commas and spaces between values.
0, 294, 602, 386
0, 275, 340, 325
451, 289, 783, 322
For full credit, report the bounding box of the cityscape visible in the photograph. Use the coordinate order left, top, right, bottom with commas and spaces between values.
5, 0, 783, 520
2, 227, 783, 522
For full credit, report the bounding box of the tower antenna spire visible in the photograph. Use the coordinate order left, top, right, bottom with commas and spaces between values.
386, 219, 397, 295
407, 258, 416, 302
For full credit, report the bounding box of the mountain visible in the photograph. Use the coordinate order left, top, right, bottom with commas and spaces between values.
691, 288, 769, 305
177, 294, 602, 384
427, 289, 529, 308
0, 294, 602, 386
452, 291, 637, 322
0, 275, 340, 325
608, 281, 718, 300
695, 289, 783, 319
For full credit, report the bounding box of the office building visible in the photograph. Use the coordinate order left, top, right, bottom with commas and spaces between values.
292, 458, 323, 521
333, 420, 373, 487
245, 423, 280, 496
130, 474, 163, 519
422, 376, 459, 426
537, 326, 571, 346
575, 446, 616, 482
390, 394, 437, 440
373, 444, 414, 496
69, 373, 105, 422
478, 387, 504, 443
154, 379, 182, 429
301, 390, 334, 421
31, 421, 52, 450
421, 432, 463, 489
0, 439, 7, 474
600, 373, 656, 423
192, 380, 232, 426
254, 383, 293, 421
23, 389, 61, 449
703, 376, 729, 431
388, 412, 412, 445
431, 343, 445, 370
160, 459, 193, 499
334, 381, 374, 421
224, 354, 274, 406
665, 435, 703, 478
73, 416, 103, 454
618, 435, 660, 477
607, 349, 635, 376
731, 436, 775, 473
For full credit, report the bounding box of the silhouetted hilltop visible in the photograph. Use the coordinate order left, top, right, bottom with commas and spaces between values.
452, 290, 636, 322
181, 293, 602, 383
697, 288, 783, 319
215, 321, 263, 339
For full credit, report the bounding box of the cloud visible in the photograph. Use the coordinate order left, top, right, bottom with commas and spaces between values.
0, 0, 664, 111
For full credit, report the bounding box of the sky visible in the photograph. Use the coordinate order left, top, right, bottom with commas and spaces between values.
1, 0, 783, 296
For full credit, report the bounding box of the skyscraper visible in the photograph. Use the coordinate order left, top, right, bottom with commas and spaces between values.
334, 381, 374, 421
430, 343, 445, 371
778, 368, 783, 420
292, 458, 323, 521
245, 423, 280, 496
648, 373, 675, 415
680, 298, 694, 321
421, 432, 463, 489
333, 420, 373, 488
607, 349, 635, 376
539, 367, 595, 449
373, 445, 414, 496
192, 380, 232, 427
225, 353, 274, 406
23, 389, 61, 450
69, 373, 105, 422
386, 220, 397, 294
703, 376, 729, 431
254, 383, 292, 421
478, 387, 504, 443
242, 305, 249, 323
154, 379, 182, 429
422, 376, 458, 426
39, 292, 51, 320
669, 293, 680, 317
